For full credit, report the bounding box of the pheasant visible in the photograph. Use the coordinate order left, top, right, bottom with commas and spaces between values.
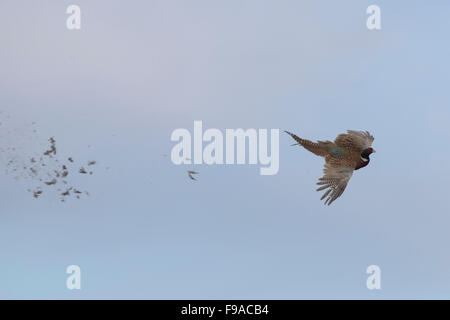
285, 130, 375, 205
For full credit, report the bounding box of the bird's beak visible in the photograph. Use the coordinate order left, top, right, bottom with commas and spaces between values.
372, 149, 376, 153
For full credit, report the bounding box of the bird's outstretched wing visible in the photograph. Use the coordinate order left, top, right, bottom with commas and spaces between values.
316, 163, 354, 205
334, 130, 374, 151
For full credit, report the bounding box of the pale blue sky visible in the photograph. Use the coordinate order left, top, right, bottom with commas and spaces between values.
0, 0, 450, 299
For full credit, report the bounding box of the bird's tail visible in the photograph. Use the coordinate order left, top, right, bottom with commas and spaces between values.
285, 131, 334, 157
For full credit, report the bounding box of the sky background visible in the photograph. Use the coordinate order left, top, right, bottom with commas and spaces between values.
1, 0, 450, 299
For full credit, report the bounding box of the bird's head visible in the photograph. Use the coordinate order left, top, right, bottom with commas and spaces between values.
361, 147, 376, 162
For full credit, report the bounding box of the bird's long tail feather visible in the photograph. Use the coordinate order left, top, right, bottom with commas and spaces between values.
285, 131, 333, 157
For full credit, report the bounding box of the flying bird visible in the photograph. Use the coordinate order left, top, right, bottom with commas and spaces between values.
187, 170, 199, 181
286, 130, 375, 205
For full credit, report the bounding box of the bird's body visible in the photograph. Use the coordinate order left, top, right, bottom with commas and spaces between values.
286, 130, 375, 205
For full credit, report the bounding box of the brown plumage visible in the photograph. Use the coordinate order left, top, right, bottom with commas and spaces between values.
286, 130, 375, 205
